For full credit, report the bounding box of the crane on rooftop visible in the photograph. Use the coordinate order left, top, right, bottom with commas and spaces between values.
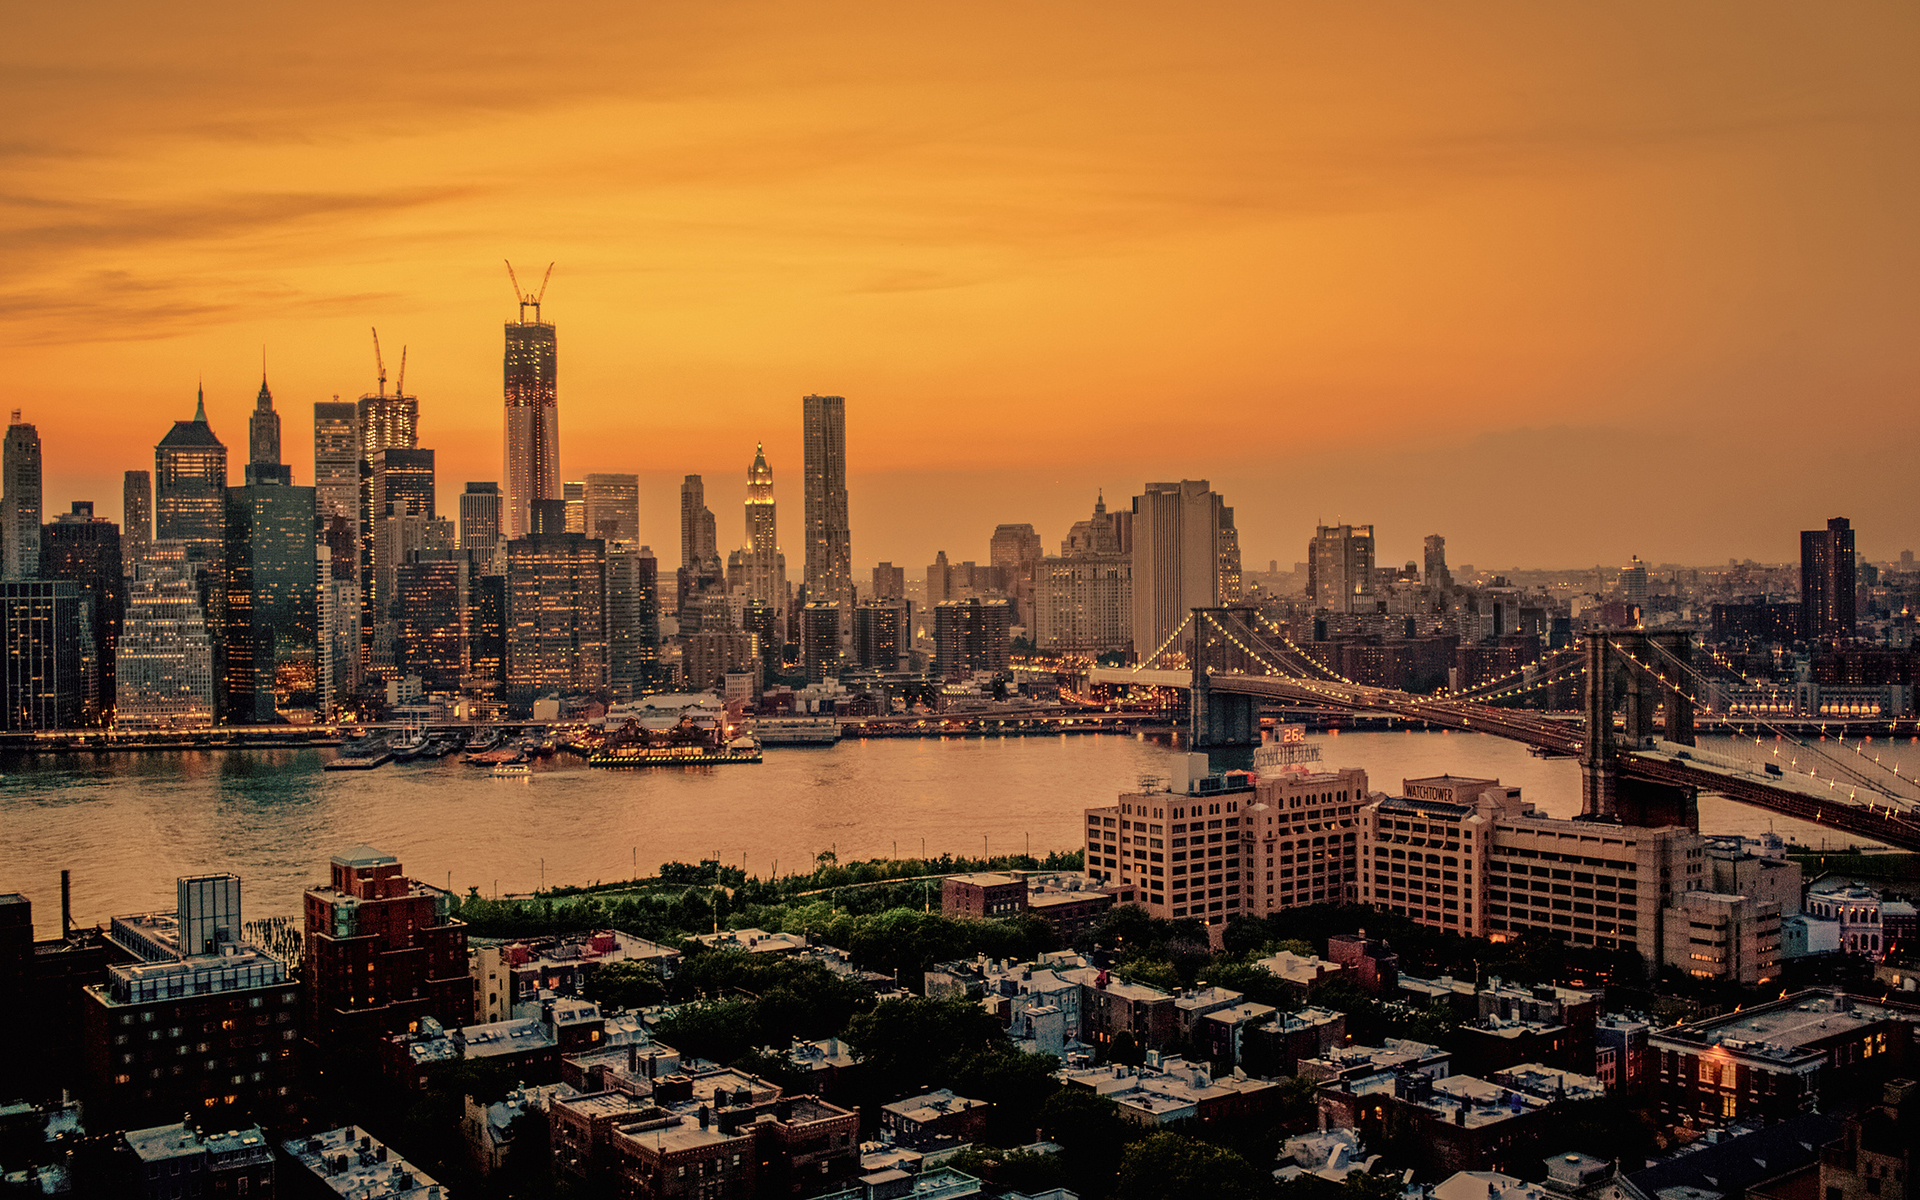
505, 260, 555, 323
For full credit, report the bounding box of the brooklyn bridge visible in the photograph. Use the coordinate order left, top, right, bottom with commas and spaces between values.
1086, 607, 1920, 852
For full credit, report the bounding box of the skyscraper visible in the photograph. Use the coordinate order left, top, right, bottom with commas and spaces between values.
459, 481, 504, 557
800, 600, 842, 684
312, 400, 358, 537
154, 390, 227, 567
802, 394, 852, 621
355, 388, 417, 688
989, 523, 1043, 627
852, 599, 908, 671
583, 473, 639, 548
505, 500, 606, 710
121, 470, 153, 578
680, 475, 717, 576
1129, 480, 1234, 656
741, 445, 785, 620
871, 563, 905, 601
933, 597, 1012, 679
41, 503, 123, 725
606, 546, 660, 699
356, 391, 418, 462
1802, 517, 1857, 643
503, 283, 558, 542
1035, 494, 1132, 656
222, 469, 318, 724
1307, 523, 1376, 614
2, 413, 43, 581
563, 480, 586, 534
1423, 534, 1452, 591
115, 571, 215, 728
248, 377, 280, 469
0, 581, 84, 731
394, 551, 468, 693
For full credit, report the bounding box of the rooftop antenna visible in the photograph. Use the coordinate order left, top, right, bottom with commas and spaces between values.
505, 259, 555, 322
395, 346, 408, 397
370, 328, 387, 397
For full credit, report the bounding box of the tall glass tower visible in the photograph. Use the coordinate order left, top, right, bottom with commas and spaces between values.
1, 412, 43, 581
155, 389, 228, 567
503, 289, 558, 542
801, 394, 851, 621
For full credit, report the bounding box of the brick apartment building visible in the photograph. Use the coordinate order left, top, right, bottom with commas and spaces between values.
303, 847, 471, 1060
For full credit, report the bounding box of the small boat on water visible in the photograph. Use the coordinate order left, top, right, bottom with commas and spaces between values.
464, 748, 525, 767
465, 729, 503, 752
327, 734, 394, 770
492, 760, 532, 777
325, 752, 393, 771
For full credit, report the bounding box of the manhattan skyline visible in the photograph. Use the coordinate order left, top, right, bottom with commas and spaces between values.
5, 2, 1916, 568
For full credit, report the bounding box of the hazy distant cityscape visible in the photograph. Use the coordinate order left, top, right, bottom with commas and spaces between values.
7, 3, 1920, 1197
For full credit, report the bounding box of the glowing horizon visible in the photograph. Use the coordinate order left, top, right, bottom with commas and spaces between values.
8, 1, 1917, 571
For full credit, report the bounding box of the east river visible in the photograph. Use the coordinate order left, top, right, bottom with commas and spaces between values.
3, 729, 1911, 937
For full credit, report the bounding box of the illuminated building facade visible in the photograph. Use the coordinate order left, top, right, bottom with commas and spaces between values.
503, 305, 558, 541
395, 552, 468, 693
0, 581, 84, 731
115, 573, 215, 728
1036, 495, 1132, 655
802, 394, 852, 623
303, 846, 470, 1055
466, 572, 507, 705
505, 501, 606, 710
852, 598, 908, 671
221, 474, 318, 723
741, 445, 786, 621
154, 391, 227, 567
563, 479, 585, 534
1308, 523, 1375, 614
1087, 753, 1367, 924
800, 600, 842, 684
1802, 516, 1857, 642
122, 470, 153, 577
606, 546, 660, 699
933, 597, 1011, 679
1130, 480, 1233, 656
584, 472, 639, 548
312, 400, 358, 541
40, 503, 124, 724
2, 412, 42, 581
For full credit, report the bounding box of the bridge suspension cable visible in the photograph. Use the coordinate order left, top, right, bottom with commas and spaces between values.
1132, 613, 1197, 672
1618, 637, 1916, 805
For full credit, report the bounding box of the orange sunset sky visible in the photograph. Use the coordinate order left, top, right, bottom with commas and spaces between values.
8, 1, 1917, 573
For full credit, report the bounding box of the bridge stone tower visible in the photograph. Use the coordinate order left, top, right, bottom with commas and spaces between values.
1188, 607, 1261, 749
1581, 628, 1698, 830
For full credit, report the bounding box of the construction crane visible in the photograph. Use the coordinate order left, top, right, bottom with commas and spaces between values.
504, 260, 555, 322
370, 327, 387, 397
395, 346, 407, 397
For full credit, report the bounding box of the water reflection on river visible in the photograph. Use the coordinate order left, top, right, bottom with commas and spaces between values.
3, 728, 1910, 936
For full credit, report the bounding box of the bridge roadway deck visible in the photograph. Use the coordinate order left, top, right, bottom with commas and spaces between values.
1088, 667, 1920, 851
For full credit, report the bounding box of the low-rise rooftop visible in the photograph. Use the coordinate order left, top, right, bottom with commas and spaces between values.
283, 1126, 444, 1199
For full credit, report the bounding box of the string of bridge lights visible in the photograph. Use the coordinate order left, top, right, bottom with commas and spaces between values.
1444, 645, 1586, 701
1132, 613, 1200, 672
1623, 638, 1909, 804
